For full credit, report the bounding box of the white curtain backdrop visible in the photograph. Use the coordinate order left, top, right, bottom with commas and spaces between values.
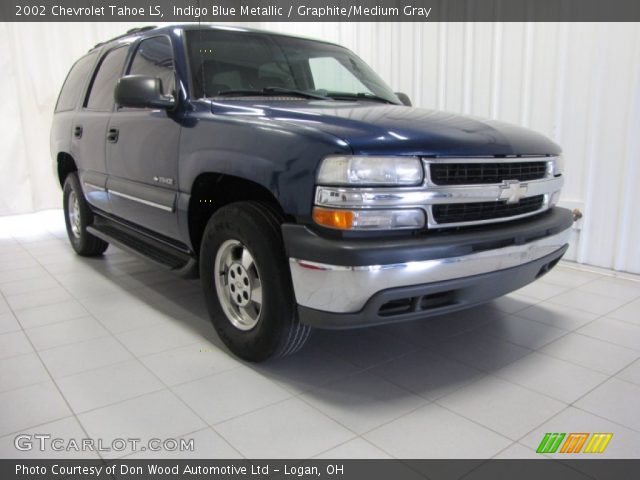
1, 22, 639, 273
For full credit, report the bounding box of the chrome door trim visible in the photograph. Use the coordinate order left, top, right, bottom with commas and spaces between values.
108, 189, 174, 212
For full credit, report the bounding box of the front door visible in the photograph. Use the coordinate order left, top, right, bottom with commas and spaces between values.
106, 35, 181, 240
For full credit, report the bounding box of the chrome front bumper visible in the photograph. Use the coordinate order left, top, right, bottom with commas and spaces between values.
289, 227, 571, 314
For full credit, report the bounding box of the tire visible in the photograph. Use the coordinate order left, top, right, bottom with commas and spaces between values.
63, 173, 109, 257
200, 201, 311, 362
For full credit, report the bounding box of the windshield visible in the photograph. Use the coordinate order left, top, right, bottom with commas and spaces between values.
185, 29, 400, 104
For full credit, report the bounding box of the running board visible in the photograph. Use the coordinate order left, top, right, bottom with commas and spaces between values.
87, 216, 198, 278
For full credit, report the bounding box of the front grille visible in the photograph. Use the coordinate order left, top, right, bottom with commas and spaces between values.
432, 195, 545, 224
430, 161, 548, 185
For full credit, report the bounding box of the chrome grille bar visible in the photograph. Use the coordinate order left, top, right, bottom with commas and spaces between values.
314, 156, 563, 229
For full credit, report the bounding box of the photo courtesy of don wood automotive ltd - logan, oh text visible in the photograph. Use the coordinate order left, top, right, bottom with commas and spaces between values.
1, 0, 640, 479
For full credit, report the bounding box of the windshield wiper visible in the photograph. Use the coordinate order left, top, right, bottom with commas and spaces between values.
327, 92, 397, 104
216, 87, 329, 100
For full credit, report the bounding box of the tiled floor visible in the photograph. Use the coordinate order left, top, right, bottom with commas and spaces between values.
1, 210, 640, 459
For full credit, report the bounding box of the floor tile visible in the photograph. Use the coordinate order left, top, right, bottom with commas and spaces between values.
542, 267, 602, 288
364, 402, 511, 458
25, 317, 109, 351
6, 287, 73, 311
577, 277, 640, 302
0, 297, 9, 315
140, 341, 241, 387
0, 417, 99, 459
475, 314, 568, 350
515, 281, 570, 301
539, 333, 640, 375
486, 293, 538, 314
0, 276, 60, 297
0, 353, 50, 392
300, 371, 427, 434
56, 359, 165, 413
492, 442, 540, 459
53, 272, 126, 299
124, 427, 242, 459
577, 317, 640, 351
0, 256, 40, 272
173, 367, 292, 425
216, 398, 355, 459
250, 346, 362, 394
313, 438, 392, 459
115, 321, 211, 357
309, 329, 417, 369
494, 352, 608, 403
14, 299, 90, 329
92, 300, 192, 334
78, 390, 205, 459
39, 336, 133, 378
616, 359, 640, 386
432, 331, 531, 372
520, 406, 640, 458
370, 349, 485, 400
548, 290, 628, 316
516, 302, 599, 331
0, 266, 50, 284
437, 376, 566, 440
607, 298, 640, 326
383, 305, 501, 348
0, 382, 71, 436
0, 331, 33, 359
574, 378, 640, 432
0, 312, 20, 334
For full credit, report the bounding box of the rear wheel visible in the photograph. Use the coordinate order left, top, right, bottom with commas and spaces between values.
63, 173, 109, 256
200, 201, 310, 362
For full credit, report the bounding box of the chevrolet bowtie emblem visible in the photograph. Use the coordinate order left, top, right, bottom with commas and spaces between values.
499, 180, 528, 204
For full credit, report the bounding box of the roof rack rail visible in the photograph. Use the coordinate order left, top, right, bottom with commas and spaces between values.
91, 25, 157, 51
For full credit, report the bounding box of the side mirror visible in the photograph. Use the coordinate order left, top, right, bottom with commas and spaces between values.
114, 75, 175, 110
395, 92, 412, 107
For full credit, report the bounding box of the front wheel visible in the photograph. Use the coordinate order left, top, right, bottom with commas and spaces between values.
200, 202, 310, 362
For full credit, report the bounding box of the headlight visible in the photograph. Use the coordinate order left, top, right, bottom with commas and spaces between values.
549, 155, 564, 176
317, 155, 423, 186
312, 207, 425, 230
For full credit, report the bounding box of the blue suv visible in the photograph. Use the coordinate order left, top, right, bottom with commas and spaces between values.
50, 25, 572, 361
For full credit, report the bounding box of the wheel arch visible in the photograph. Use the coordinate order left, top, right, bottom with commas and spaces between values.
187, 172, 291, 254
56, 152, 78, 187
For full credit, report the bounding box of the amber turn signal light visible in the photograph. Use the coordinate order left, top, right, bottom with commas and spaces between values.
312, 207, 355, 230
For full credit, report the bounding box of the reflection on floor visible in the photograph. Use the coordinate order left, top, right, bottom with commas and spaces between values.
1, 210, 640, 460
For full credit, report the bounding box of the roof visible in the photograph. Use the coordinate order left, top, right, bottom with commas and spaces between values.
90, 23, 342, 51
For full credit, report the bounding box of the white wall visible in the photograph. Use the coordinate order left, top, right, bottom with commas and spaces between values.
1, 22, 639, 273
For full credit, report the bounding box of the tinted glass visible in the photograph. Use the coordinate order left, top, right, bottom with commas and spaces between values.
86, 46, 129, 111
55, 53, 97, 112
185, 30, 399, 103
128, 36, 175, 96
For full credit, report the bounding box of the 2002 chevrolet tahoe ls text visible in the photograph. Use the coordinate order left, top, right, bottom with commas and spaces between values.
50, 25, 573, 361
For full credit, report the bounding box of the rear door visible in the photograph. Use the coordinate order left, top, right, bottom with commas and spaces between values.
71, 45, 130, 213
105, 35, 181, 240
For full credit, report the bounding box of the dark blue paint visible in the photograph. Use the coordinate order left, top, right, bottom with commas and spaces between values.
51, 24, 561, 252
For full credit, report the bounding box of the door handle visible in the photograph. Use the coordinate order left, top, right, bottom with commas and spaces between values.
107, 128, 119, 143
73, 126, 83, 138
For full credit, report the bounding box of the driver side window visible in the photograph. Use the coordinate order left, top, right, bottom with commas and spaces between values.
128, 36, 175, 97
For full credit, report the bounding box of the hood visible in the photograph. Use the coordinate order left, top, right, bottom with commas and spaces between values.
210, 100, 561, 156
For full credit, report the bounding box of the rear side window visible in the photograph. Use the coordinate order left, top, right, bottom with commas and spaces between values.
55, 53, 97, 112
128, 36, 175, 97
86, 46, 129, 111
